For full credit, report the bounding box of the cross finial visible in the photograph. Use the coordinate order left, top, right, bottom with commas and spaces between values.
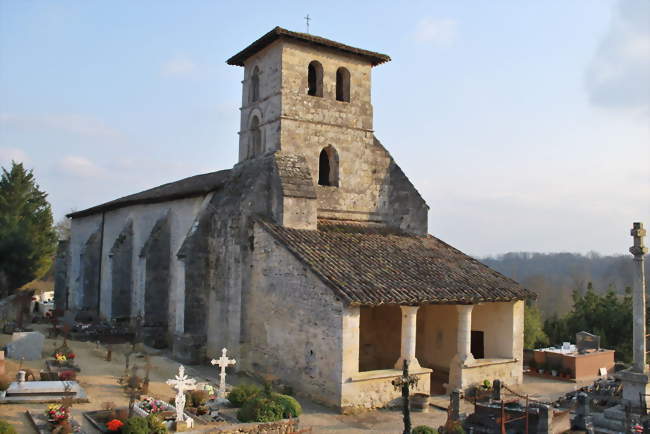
305, 14, 311, 33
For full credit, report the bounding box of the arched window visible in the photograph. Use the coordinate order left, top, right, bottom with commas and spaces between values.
307, 61, 323, 97
318, 146, 339, 187
249, 116, 261, 158
250, 66, 260, 103
336, 67, 350, 102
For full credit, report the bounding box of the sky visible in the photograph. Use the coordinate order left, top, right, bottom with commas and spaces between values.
0, 0, 648, 257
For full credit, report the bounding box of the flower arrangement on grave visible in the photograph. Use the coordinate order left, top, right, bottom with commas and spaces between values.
105, 419, 124, 432
138, 396, 167, 414
45, 403, 70, 424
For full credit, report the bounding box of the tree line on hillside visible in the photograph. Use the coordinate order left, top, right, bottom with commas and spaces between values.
482, 251, 648, 318
0, 162, 57, 298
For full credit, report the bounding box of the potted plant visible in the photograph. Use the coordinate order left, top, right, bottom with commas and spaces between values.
0, 374, 11, 399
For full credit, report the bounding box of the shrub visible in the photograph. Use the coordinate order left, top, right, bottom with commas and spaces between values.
227, 383, 262, 407
0, 420, 17, 434
121, 416, 150, 434
412, 427, 436, 434
0, 374, 11, 391
272, 393, 302, 418
237, 396, 284, 423
190, 389, 209, 407
145, 413, 167, 434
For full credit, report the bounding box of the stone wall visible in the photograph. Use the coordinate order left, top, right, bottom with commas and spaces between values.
359, 305, 401, 371
109, 221, 133, 319
212, 418, 300, 434
416, 304, 459, 372
53, 240, 70, 312
242, 224, 345, 407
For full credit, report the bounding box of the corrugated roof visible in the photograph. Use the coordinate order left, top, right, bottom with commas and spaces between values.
227, 27, 391, 67
68, 170, 231, 218
258, 219, 532, 306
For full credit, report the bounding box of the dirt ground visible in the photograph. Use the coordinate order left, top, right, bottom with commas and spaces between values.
0, 325, 582, 433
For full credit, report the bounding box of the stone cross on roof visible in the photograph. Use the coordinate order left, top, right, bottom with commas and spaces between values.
166, 365, 197, 422
211, 348, 236, 399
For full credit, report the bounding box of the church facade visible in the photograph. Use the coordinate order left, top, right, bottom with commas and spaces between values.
55, 27, 529, 410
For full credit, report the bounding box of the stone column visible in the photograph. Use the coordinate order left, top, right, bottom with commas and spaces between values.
394, 306, 421, 370
456, 304, 475, 364
621, 222, 650, 408
630, 222, 648, 373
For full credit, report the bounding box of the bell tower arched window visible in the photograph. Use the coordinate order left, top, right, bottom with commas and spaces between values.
308, 61, 323, 97
318, 146, 339, 187
336, 67, 350, 102
249, 116, 261, 158
250, 66, 260, 103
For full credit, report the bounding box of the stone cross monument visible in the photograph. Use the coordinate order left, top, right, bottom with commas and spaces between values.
166, 365, 197, 423
211, 348, 236, 399
621, 222, 649, 407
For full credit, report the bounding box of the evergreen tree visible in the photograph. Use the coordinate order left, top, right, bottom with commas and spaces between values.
0, 162, 57, 297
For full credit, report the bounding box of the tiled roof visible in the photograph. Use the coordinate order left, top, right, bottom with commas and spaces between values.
68, 170, 231, 218
258, 219, 531, 305
227, 27, 391, 67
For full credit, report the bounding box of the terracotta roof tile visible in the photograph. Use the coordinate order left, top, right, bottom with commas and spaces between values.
227, 27, 391, 67
258, 219, 531, 305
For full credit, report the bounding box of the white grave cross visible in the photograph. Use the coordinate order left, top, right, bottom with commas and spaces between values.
166, 365, 197, 422
211, 348, 236, 399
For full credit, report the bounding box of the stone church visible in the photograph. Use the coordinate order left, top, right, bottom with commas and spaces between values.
55, 27, 529, 409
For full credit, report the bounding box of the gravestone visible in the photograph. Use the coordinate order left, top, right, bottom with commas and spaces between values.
6, 331, 45, 360
576, 331, 600, 353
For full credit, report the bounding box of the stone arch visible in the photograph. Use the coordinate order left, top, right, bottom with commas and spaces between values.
248, 113, 262, 158
307, 60, 323, 97
318, 145, 339, 187
336, 67, 350, 102
250, 66, 260, 103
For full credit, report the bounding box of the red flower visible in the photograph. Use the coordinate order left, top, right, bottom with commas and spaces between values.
106, 419, 124, 431
67, 353, 76, 360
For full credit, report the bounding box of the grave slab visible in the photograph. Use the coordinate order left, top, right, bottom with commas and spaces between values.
1, 381, 88, 403
6, 331, 45, 360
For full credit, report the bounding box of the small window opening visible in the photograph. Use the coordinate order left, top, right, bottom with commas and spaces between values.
307, 61, 323, 97
336, 67, 350, 102
249, 116, 261, 158
318, 146, 339, 187
250, 67, 260, 103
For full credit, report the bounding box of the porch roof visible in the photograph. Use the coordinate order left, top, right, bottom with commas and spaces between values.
257, 219, 533, 306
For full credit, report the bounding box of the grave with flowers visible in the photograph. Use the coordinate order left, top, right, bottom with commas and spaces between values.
26, 388, 86, 433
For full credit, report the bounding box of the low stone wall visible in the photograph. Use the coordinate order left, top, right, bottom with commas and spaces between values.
341, 368, 431, 412
209, 418, 300, 433
455, 359, 522, 390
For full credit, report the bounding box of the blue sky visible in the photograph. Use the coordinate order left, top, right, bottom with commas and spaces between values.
1, 0, 648, 256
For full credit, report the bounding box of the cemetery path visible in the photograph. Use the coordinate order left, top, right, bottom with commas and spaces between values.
1, 325, 580, 433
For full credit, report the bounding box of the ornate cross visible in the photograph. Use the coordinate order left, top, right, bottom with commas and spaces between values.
166, 365, 197, 422
305, 14, 311, 33
211, 348, 236, 399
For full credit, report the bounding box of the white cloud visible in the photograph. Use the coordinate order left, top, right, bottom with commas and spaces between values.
586, 0, 650, 113
161, 57, 197, 77
56, 155, 106, 178
0, 113, 121, 138
413, 18, 458, 47
0, 147, 30, 166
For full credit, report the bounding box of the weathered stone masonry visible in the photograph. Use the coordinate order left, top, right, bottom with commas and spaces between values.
58, 27, 529, 410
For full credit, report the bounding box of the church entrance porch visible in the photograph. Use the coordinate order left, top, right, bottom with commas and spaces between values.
342, 300, 523, 410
